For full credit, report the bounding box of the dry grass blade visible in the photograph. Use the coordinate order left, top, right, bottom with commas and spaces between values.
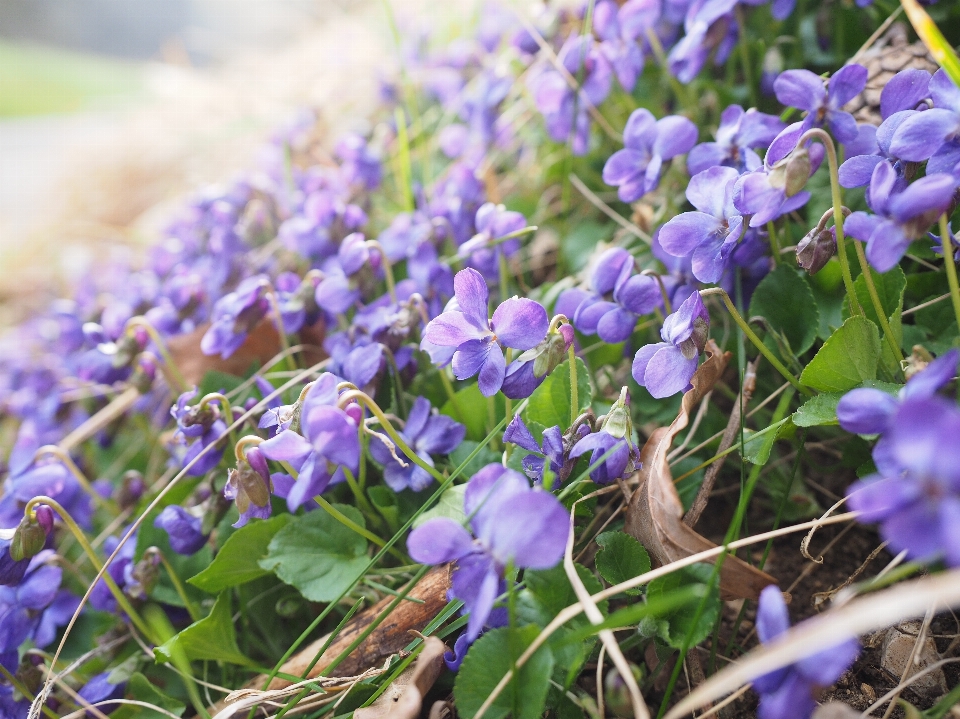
664, 567, 960, 719
566, 490, 650, 719
624, 340, 777, 601
354, 637, 449, 719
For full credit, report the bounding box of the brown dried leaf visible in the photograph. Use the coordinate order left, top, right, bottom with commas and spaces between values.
354, 637, 449, 719
624, 340, 777, 601
167, 317, 326, 386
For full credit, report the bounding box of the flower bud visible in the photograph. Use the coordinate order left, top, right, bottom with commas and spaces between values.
127, 551, 160, 599
10, 510, 50, 562
115, 471, 146, 511
796, 226, 837, 275
601, 387, 633, 440
784, 147, 811, 198
226, 447, 272, 515
604, 664, 645, 718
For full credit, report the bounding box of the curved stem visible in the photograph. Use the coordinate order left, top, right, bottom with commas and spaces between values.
337, 391, 446, 483
438, 369, 464, 424
233, 435, 264, 464
33, 446, 111, 509
568, 344, 579, 427
147, 548, 202, 623
797, 128, 862, 317
365, 240, 398, 303
198, 392, 239, 450
125, 316, 189, 394
938, 214, 960, 339
699, 288, 810, 395
23, 497, 154, 642
642, 270, 674, 315
851, 240, 905, 369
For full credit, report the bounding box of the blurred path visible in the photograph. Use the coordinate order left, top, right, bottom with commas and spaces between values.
0, 0, 477, 325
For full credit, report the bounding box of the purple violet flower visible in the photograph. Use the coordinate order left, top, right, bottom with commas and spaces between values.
603, 109, 698, 202
422, 268, 549, 396
335, 133, 382, 190
407, 464, 570, 640
687, 105, 785, 176
258, 373, 360, 512
503, 415, 566, 484
0, 552, 78, 656
846, 396, 960, 566
844, 162, 957, 272
501, 323, 576, 400
839, 69, 933, 190
890, 69, 960, 176
531, 35, 613, 156
734, 122, 823, 227
561, 247, 662, 343
171, 389, 228, 477
200, 275, 271, 359
659, 166, 745, 283
569, 388, 640, 483
753, 586, 859, 719
77, 671, 127, 715
593, 0, 649, 92
315, 233, 378, 315
837, 349, 958, 436
667, 0, 739, 84
224, 446, 273, 527
369, 396, 465, 492
457, 203, 527, 280
154, 505, 207, 555
632, 291, 710, 398
774, 64, 867, 144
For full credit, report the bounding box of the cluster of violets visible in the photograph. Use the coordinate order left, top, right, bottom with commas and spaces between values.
0, 0, 956, 715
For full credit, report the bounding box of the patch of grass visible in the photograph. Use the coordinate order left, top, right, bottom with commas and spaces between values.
0, 40, 142, 117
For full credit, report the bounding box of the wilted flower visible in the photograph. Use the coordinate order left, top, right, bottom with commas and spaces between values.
457, 203, 527, 280
154, 505, 207, 555
224, 446, 273, 527
407, 464, 570, 640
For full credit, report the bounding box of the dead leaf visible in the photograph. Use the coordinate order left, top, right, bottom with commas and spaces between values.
624, 340, 777, 601
354, 637, 449, 719
168, 317, 326, 386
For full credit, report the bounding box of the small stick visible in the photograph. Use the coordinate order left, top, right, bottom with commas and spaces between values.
683, 359, 758, 528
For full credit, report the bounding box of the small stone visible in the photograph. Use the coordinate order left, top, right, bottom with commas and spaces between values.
813, 702, 860, 719
860, 683, 876, 702
881, 621, 948, 698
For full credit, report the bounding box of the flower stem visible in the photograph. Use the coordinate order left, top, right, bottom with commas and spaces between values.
125, 316, 189, 394
313, 495, 406, 561
569, 343, 579, 427
851, 239, 905, 369
734, 5, 758, 107
199, 392, 240, 449
366, 240, 398, 303
499, 247, 512, 302
939, 214, 960, 339
23, 497, 155, 642
341, 466, 381, 527
699, 288, 810, 395
337, 391, 447, 483
147, 547, 202, 622
798, 128, 862, 317
766, 221, 780, 266
438, 369, 465, 424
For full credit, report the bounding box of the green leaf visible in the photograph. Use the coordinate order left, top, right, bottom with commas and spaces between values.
188, 514, 292, 594
799, 316, 881, 392
518, 563, 606, 687
412, 484, 466, 528
368, 486, 400, 530
749, 265, 820, 357
523, 358, 592, 440
258, 504, 369, 602
594, 531, 651, 596
441, 385, 504, 442
847, 265, 906, 375
111, 672, 185, 719
644, 564, 720, 650
454, 625, 554, 719
448, 440, 500, 479
793, 393, 843, 427
154, 592, 255, 667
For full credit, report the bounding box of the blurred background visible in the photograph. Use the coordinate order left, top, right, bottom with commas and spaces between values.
0, 0, 476, 325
